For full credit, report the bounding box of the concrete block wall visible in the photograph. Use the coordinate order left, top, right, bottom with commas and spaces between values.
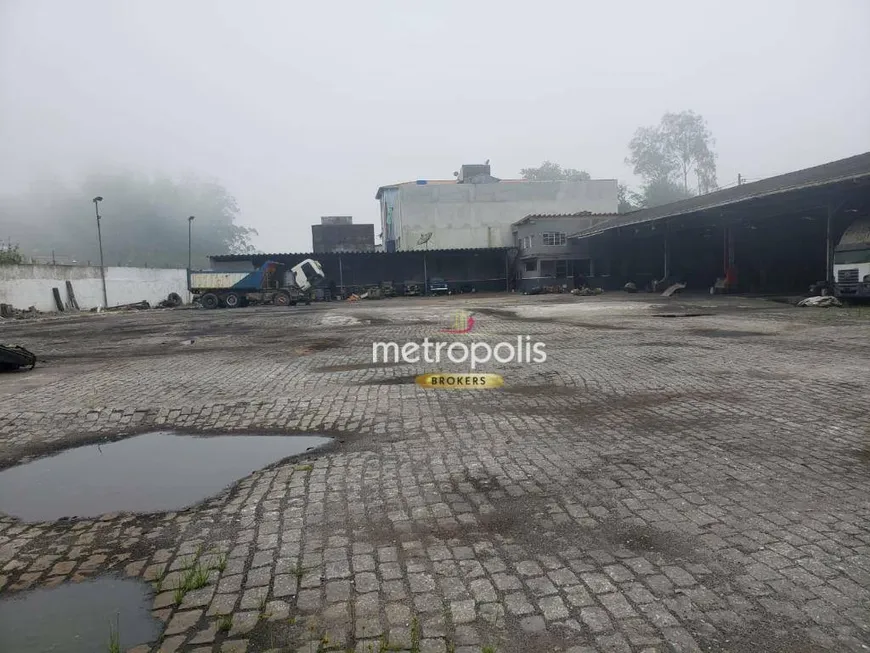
0, 264, 188, 312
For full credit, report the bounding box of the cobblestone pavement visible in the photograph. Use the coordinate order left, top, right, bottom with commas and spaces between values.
1, 295, 869, 652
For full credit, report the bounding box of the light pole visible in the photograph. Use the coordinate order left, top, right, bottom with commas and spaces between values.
187, 216, 195, 270
93, 196, 108, 309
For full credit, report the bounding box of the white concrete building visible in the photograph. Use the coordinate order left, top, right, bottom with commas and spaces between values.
375, 164, 618, 252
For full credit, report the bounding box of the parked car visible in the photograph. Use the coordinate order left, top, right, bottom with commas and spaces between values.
428, 278, 450, 295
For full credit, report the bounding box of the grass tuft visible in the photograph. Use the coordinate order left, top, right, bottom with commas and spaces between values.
107, 614, 120, 653
216, 614, 233, 632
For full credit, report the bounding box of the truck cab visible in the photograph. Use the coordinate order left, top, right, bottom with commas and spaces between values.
834, 218, 870, 299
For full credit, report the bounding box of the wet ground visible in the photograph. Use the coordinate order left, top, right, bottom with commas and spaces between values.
0, 432, 330, 522
0, 293, 869, 652
0, 576, 162, 652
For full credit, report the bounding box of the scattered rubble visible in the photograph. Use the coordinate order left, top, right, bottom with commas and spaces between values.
797, 295, 843, 307
571, 287, 604, 296
623, 282, 638, 293
93, 300, 151, 312
157, 292, 183, 308
0, 304, 41, 319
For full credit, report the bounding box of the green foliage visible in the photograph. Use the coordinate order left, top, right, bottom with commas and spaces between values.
626, 110, 717, 206
0, 172, 257, 268
617, 184, 637, 214
520, 161, 591, 181
107, 614, 120, 653
0, 243, 23, 264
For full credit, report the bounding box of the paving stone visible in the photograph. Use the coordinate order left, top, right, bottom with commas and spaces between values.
2, 299, 869, 653
165, 609, 203, 635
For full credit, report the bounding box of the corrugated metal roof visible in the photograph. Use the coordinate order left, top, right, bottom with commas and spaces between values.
513, 212, 620, 226
209, 247, 513, 261
571, 151, 870, 239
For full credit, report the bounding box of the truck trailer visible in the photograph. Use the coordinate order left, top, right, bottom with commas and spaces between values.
189, 259, 325, 309
834, 218, 870, 300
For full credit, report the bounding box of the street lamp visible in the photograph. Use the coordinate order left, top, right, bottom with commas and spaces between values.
187, 216, 195, 270
93, 196, 108, 309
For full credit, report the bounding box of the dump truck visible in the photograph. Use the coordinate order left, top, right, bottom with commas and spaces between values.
834, 217, 870, 300
189, 259, 325, 309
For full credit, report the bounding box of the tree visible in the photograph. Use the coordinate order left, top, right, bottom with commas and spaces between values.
520, 161, 591, 181
626, 110, 718, 206
634, 178, 693, 208
617, 184, 638, 214
0, 243, 23, 265
0, 172, 256, 268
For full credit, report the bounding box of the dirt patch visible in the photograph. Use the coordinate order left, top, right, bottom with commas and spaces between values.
500, 385, 580, 397
474, 307, 541, 322
295, 338, 346, 354
688, 328, 770, 338
359, 374, 418, 386
567, 321, 630, 331
746, 369, 796, 381
632, 341, 717, 350
853, 447, 870, 463
314, 361, 407, 372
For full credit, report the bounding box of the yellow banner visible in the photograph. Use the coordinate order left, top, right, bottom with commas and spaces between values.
415, 373, 504, 389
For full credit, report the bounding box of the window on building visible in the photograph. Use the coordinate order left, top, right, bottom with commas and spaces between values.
521, 235, 533, 250
542, 232, 567, 246
555, 260, 567, 277
524, 259, 537, 272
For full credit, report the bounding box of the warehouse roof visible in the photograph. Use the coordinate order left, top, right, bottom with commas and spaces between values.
571, 151, 870, 239
209, 247, 513, 262
513, 212, 620, 226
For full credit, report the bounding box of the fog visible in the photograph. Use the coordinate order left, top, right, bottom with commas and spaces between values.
2, 0, 869, 254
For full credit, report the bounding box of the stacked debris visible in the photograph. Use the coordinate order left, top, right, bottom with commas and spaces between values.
571, 287, 604, 296
797, 296, 843, 307
0, 304, 41, 319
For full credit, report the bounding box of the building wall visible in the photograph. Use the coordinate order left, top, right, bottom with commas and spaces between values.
514, 215, 610, 290
312, 223, 375, 253
0, 265, 188, 312
385, 180, 617, 251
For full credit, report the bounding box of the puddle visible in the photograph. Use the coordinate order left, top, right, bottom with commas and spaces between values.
0, 576, 161, 652
0, 432, 331, 522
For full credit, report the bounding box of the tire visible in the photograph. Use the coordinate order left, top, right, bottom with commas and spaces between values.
274, 290, 292, 307
224, 292, 241, 308
201, 293, 220, 310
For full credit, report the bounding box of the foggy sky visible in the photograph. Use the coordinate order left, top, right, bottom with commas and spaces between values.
2, 0, 869, 252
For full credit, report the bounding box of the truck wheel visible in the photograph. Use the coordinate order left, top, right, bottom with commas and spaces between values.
224, 292, 241, 308
274, 290, 292, 307
201, 293, 220, 310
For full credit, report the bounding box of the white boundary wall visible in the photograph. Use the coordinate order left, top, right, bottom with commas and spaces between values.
0, 264, 188, 312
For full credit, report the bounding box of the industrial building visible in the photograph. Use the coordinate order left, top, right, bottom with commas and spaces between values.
570, 151, 870, 294
375, 163, 618, 252
209, 248, 513, 296
311, 216, 375, 253
512, 212, 617, 292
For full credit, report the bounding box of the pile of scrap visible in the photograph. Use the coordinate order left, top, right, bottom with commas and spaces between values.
571, 287, 604, 296
0, 303, 40, 319
158, 292, 183, 308
797, 296, 842, 307
0, 344, 36, 372
662, 282, 687, 297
